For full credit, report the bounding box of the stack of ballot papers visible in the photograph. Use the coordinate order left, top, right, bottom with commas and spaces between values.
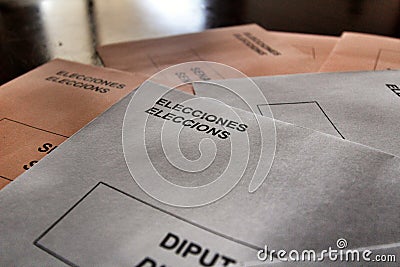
1, 24, 400, 266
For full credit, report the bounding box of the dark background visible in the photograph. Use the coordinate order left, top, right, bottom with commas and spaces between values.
1, 0, 399, 85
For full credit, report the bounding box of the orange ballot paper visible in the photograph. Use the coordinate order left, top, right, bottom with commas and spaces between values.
0, 59, 146, 189
97, 24, 320, 77
269, 31, 338, 69
320, 32, 400, 72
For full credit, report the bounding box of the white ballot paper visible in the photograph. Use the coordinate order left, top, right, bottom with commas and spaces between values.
1, 82, 399, 266
194, 70, 400, 157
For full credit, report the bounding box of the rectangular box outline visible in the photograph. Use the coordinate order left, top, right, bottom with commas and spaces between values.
34, 182, 261, 266
257, 101, 345, 139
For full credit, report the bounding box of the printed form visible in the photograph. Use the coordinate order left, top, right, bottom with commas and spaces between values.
0, 84, 399, 266
97, 24, 328, 77
0, 59, 147, 189
194, 70, 400, 157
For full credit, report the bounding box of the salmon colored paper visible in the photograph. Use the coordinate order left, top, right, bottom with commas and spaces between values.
320, 32, 400, 72
97, 24, 319, 78
0, 59, 147, 188
269, 31, 338, 69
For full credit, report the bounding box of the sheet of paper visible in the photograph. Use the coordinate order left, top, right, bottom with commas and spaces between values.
319, 32, 400, 72
194, 70, 400, 158
269, 31, 338, 68
0, 59, 147, 189
1, 83, 399, 266
97, 24, 321, 80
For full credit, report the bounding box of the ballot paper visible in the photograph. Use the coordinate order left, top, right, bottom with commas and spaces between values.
0, 59, 147, 189
269, 31, 338, 68
1, 82, 399, 266
97, 24, 321, 80
193, 70, 400, 158
319, 32, 400, 72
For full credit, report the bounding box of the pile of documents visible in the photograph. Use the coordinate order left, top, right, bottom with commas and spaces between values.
1, 24, 400, 266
